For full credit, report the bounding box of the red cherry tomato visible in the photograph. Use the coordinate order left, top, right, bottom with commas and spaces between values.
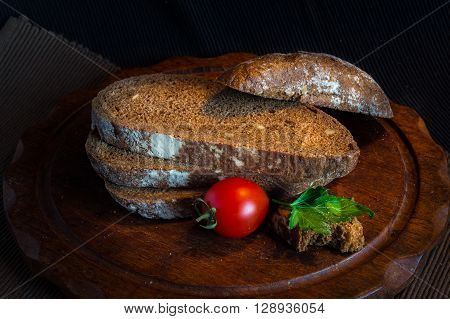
195, 177, 269, 238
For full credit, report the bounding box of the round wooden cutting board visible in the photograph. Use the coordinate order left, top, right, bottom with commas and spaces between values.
3, 54, 448, 298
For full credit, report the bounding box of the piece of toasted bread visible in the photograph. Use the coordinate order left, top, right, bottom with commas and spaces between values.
218, 52, 392, 118
92, 74, 359, 184
86, 131, 339, 197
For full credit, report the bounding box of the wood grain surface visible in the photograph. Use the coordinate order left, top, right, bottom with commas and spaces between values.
3, 53, 449, 298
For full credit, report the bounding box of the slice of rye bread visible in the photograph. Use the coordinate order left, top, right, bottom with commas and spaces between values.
86, 131, 340, 196
270, 208, 364, 253
105, 182, 203, 219
217, 52, 393, 118
92, 74, 360, 181
86, 131, 222, 188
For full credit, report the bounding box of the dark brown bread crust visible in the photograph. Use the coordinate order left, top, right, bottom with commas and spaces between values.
218, 52, 393, 118
270, 207, 365, 253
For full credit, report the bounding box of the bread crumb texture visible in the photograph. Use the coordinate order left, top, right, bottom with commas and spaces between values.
92, 74, 357, 157
271, 208, 365, 253
85, 132, 338, 196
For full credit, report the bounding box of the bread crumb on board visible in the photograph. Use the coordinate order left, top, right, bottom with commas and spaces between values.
271, 208, 365, 253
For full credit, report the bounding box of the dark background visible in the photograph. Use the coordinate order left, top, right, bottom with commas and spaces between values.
0, 0, 448, 149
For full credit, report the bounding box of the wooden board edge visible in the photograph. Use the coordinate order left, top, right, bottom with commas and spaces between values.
365, 103, 449, 298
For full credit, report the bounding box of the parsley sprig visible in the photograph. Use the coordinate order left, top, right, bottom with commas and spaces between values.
273, 186, 375, 236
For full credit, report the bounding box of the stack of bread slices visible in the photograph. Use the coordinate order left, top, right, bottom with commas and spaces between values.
86, 52, 392, 250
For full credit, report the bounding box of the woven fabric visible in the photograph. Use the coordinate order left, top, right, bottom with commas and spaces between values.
0, 1, 448, 297
0, 16, 118, 298
396, 228, 449, 299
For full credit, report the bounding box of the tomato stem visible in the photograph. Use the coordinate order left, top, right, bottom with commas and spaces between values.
195, 212, 211, 222
193, 198, 217, 230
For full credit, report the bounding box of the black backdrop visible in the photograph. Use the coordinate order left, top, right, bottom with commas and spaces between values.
1, 0, 449, 150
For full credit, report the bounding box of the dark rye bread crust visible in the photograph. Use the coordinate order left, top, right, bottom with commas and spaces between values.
92, 74, 360, 184
105, 182, 203, 219
86, 132, 340, 196
271, 208, 364, 253
218, 52, 393, 118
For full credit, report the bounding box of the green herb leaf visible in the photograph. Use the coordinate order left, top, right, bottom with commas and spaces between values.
293, 206, 333, 235
274, 186, 375, 235
290, 186, 328, 206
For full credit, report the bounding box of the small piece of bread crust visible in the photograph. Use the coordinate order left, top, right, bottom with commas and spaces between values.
270, 208, 365, 253
218, 52, 393, 118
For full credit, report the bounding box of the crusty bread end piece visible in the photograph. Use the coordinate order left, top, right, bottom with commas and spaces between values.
270, 207, 364, 253
218, 52, 392, 118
